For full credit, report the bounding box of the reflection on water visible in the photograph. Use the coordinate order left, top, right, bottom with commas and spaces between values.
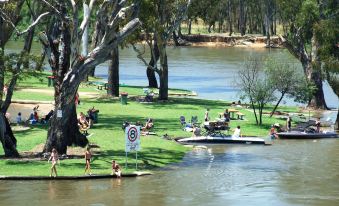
2, 140, 339, 206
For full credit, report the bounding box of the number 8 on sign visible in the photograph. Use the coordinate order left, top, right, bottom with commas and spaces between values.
128, 127, 138, 142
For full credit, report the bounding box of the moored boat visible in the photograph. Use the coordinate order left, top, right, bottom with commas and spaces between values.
277, 131, 338, 139
176, 135, 270, 145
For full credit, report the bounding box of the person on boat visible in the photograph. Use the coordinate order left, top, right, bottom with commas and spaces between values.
232, 125, 242, 138
204, 109, 210, 122
286, 115, 292, 131
48, 148, 60, 177
315, 118, 321, 133
84, 147, 92, 175
270, 125, 279, 139
111, 160, 121, 178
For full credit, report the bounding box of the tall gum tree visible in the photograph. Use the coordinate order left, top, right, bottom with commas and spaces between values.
278, 0, 329, 109
37, 0, 140, 154
134, 0, 191, 100
0, 0, 45, 157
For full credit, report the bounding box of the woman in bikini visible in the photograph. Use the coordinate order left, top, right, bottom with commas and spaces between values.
84, 147, 92, 175
48, 148, 59, 177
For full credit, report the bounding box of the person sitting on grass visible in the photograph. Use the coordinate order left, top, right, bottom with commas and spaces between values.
16, 112, 22, 125
192, 125, 201, 137
78, 112, 89, 134
111, 160, 121, 178
41, 110, 54, 124
84, 147, 92, 175
142, 118, 153, 131
48, 148, 60, 177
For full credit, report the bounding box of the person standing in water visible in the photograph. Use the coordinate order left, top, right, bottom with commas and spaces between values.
84, 147, 92, 175
48, 148, 59, 177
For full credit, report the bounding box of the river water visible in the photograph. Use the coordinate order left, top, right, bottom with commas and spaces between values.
3, 42, 339, 205
1, 140, 339, 206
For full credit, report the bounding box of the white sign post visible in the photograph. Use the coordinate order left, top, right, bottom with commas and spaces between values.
125, 125, 141, 170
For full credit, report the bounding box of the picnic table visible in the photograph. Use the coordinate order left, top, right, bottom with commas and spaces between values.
228, 109, 239, 119
89, 81, 108, 90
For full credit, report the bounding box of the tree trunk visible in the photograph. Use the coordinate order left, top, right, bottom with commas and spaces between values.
173, 31, 180, 46
309, 71, 328, 109
0, 113, 19, 157
239, 0, 246, 36
44, 80, 88, 154
158, 43, 168, 100
188, 19, 192, 35
147, 37, 159, 88
228, 0, 233, 36
270, 92, 286, 117
107, 45, 119, 97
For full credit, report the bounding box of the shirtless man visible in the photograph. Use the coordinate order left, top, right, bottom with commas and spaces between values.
84, 147, 92, 175
111, 160, 121, 178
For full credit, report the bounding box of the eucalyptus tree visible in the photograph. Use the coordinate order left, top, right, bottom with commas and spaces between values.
312, 0, 339, 128
0, 0, 45, 157
278, 0, 336, 109
35, 0, 140, 154
134, 0, 191, 100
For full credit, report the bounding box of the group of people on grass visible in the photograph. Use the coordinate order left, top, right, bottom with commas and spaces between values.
48, 147, 121, 178
14, 105, 54, 125
123, 118, 154, 133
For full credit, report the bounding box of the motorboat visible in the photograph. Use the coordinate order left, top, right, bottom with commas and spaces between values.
277, 131, 338, 139
176, 135, 270, 145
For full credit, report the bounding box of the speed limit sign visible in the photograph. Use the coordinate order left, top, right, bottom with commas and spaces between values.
125, 125, 141, 152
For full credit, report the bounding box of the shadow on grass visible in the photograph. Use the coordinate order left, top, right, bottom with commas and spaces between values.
99, 147, 186, 170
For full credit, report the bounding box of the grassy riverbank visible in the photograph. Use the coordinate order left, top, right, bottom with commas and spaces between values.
0, 73, 300, 176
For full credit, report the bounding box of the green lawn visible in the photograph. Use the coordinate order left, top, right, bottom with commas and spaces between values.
0, 72, 300, 176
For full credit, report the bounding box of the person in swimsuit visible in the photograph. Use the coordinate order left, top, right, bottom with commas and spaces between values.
286, 115, 292, 131
111, 160, 121, 178
48, 148, 59, 177
315, 118, 321, 133
84, 147, 92, 175
204, 109, 210, 122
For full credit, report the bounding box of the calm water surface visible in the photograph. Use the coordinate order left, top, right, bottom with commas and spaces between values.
1, 140, 339, 206
4, 42, 339, 206
5, 41, 339, 108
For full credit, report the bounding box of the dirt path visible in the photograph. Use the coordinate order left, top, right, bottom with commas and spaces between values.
17, 88, 100, 98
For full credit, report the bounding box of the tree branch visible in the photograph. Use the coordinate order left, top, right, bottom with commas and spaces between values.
131, 43, 160, 73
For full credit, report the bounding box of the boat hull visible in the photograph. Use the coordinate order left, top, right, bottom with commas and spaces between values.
277, 132, 338, 139
176, 136, 269, 145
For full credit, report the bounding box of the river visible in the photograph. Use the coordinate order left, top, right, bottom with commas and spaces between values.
3, 42, 339, 206
1, 140, 339, 206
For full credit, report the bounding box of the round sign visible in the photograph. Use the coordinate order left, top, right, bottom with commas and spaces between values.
127, 127, 138, 142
